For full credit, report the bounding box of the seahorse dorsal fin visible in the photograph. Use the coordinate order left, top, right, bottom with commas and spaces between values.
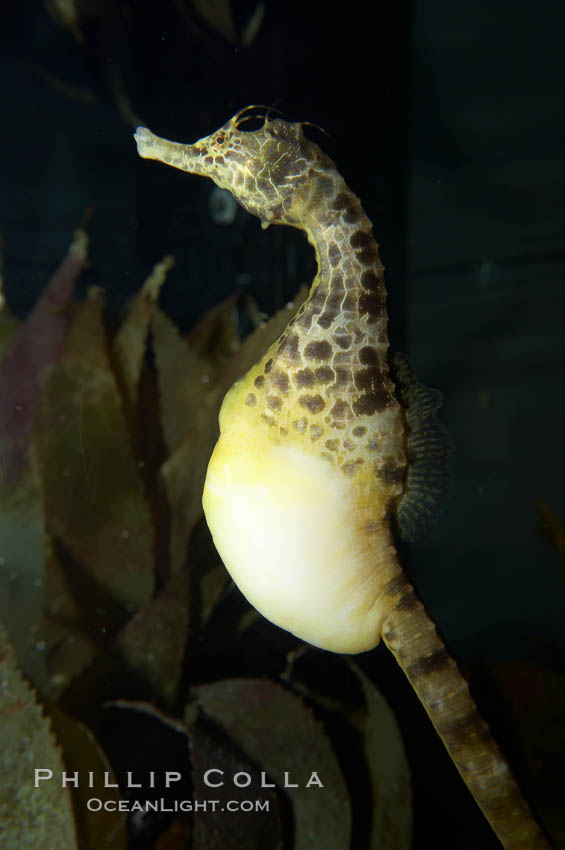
392, 352, 451, 541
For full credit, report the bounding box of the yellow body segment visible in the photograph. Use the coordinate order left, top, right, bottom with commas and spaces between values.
203, 414, 392, 653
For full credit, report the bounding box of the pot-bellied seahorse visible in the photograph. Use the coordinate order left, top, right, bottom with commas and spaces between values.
134, 107, 551, 849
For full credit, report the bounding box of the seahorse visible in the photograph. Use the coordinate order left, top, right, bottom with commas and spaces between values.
134, 107, 551, 849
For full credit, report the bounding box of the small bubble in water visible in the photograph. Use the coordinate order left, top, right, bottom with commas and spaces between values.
33, 577, 43, 588
35, 641, 46, 652
121, 529, 129, 540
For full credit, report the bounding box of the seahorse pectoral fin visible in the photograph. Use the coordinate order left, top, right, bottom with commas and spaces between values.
392, 352, 452, 541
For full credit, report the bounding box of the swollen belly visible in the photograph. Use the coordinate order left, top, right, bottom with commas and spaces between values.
202, 427, 388, 654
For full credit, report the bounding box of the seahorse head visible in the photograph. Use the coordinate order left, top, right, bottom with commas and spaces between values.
135, 106, 338, 228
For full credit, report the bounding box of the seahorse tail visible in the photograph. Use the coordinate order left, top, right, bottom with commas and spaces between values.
381, 580, 552, 850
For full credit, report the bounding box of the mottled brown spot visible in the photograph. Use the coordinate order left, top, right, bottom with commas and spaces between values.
354, 367, 381, 392
343, 439, 354, 450
383, 575, 410, 597
406, 649, 451, 679
342, 293, 357, 312
215, 155, 225, 166
367, 438, 379, 450
299, 394, 325, 413
320, 452, 333, 463
353, 390, 390, 416
325, 439, 339, 451
331, 191, 351, 211
279, 333, 300, 362
310, 424, 323, 440
295, 368, 315, 387
297, 311, 313, 330
267, 395, 282, 411
261, 413, 276, 427
264, 358, 273, 374
359, 346, 379, 365
343, 204, 362, 223
293, 417, 307, 433
328, 243, 341, 266
352, 425, 367, 437
317, 175, 334, 198
356, 244, 379, 266
334, 334, 352, 349
359, 291, 385, 320
317, 312, 334, 330
254, 375, 265, 389
378, 462, 404, 485
204, 155, 213, 165
245, 393, 257, 407
310, 285, 327, 311
394, 592, 421, 612
304, 340, 332, 360
271, 370, 290, 392
350, 230, 372, 249
342, 459, 364, 476
314, 366, 333, 384
327, 292, 344, 312
331, 272, 344, 291
332, 191, 361, 223
361, 269, 382, 292
331, 400, 353, 420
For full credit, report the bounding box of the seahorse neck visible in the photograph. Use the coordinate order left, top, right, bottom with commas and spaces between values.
246, 174, 402, 498
282, 177, 391, 373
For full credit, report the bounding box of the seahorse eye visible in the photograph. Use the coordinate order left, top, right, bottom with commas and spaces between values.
215, 133, 225, 145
